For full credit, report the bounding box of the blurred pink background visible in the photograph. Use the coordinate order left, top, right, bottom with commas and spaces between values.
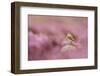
28, 15, 88, 60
